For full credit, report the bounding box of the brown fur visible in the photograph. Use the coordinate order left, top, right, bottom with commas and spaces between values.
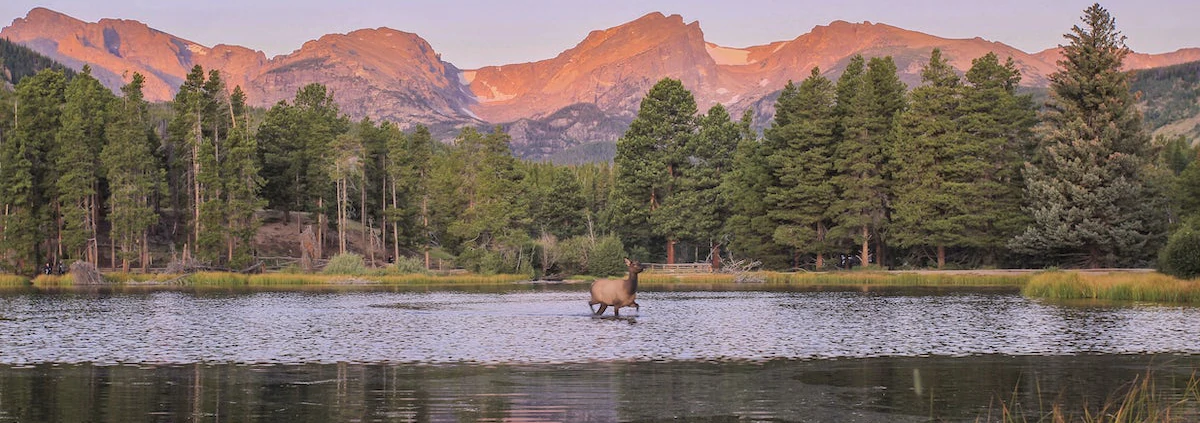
588, 258, 643, 316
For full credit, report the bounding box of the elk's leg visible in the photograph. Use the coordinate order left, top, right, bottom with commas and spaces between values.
588, 300, 599, 314
613, 307, 620, 317
594, 304, 608, 315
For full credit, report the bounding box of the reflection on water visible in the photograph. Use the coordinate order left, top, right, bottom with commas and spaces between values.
1, 288, 1200, 421
1, 356, 1198, 422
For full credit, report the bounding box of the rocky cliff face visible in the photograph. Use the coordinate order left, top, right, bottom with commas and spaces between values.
5, 7, 1198, 161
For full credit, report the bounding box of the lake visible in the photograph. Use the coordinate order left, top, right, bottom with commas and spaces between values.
1, 286, 1198, 421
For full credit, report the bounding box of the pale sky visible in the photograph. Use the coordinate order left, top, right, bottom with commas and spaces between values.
2, 0, 1197, 69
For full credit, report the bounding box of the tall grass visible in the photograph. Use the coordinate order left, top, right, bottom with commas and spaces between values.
1023, 271, 1200, 303
639, 271, 1028, 287
0, 274, 29, 286
30, 275, 73, 287
995, 372, 1200, 423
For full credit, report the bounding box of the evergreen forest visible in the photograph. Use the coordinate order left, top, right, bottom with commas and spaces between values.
2, 5, 1199, 277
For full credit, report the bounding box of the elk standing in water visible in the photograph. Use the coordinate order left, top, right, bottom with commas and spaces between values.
589, 258, 643, 316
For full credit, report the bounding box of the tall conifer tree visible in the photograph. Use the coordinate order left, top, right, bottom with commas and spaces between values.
0, 69, 64, 273
765, 69, 838, 269
890, 49, 964, 268
612, 78, 697, 262
55, 66, 112, 264
1010, 4, 1167, 267
103, 73, 164, 271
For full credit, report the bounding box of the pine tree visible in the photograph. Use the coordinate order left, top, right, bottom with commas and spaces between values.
661, 103, 739, 267
0, 69, 65, 273
960, 52, 1037, 263
222, 86, 264, 269
55, 65, 112, 264
445, 127, 529, 273
1010, 4, 1167, 267
103, 73, 164, 272
889, 49, 963, 268
384, 124, 435, 267
612, 78, 697, 262
765, 69, 839, 269
830, 56, 905, 267
721, 110, 786, 268
256, 83, 349, 259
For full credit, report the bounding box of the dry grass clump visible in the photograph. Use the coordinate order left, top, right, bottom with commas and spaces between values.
1023, 271, 1200, 303
0, 274, 29, 286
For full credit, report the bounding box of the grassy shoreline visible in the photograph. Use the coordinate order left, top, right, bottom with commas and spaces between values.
5, 270, 1200, 304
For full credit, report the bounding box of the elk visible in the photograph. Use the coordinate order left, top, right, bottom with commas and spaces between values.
588, 258, 644, 316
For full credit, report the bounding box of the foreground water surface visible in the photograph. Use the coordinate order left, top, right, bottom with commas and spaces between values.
1, 286, 1199, 421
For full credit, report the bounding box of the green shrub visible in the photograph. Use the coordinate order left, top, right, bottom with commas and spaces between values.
590, 235, 627, 277
322, 253, 366, 275
557, 236, 591, 275
1159, 224, 1200, 279
388, 255, 428, 274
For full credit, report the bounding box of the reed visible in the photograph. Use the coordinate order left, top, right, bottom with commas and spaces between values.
995, 372, 1200, 423
0, 274, 30, 286
103, 272, 180, 284
1023, 271, 1200, 303
30, 274, 74, 287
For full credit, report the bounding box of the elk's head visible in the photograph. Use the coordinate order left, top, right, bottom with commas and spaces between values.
625, 258, 643, 275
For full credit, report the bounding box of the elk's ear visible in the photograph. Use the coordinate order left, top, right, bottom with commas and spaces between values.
624, 258, 632, 266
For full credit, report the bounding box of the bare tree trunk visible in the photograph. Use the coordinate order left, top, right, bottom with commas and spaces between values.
142, 230, 149, 273
120, 240, 129, 273
362, 165, 371, 266
391, 179, 400, 262
860, 225, 870, 269
422, 194, 430, 270
937, 245, 945, 270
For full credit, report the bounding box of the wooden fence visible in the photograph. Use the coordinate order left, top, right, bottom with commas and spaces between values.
643, 263, 714, 274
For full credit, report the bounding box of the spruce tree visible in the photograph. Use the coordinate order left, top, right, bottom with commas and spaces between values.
1010, 4, 1167, 267
765, 69, 838, 269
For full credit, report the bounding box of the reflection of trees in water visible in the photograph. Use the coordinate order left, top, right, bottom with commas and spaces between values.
0, 357, 1197, 421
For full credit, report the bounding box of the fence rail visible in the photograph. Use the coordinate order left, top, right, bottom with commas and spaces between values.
643, 263, 714, 274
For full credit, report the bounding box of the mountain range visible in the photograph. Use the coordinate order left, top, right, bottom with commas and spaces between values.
4, 7, 1199, 161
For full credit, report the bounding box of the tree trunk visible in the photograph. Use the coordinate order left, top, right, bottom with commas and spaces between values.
120, 240, 129, 273
142, 230, 149, 273
815, 254, 824, 270
362, 165, 371, 266
710, 243, 721, 272
666, 239, 676, 264
860, 225, 870, 269
937, 245, 945, 270
422, 192, 430, 270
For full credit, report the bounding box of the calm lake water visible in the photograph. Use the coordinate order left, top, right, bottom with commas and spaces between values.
1, 286, 1199, 421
